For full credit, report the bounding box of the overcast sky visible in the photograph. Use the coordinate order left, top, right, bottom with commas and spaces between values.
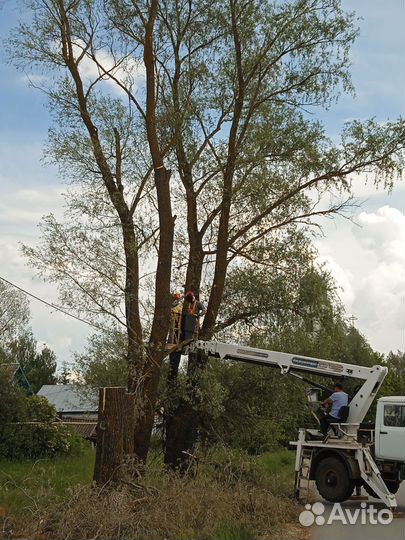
0, 0, 404, 364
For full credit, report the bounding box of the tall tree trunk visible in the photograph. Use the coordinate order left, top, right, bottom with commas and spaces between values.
132, 165, 174, 461
164, 123, 205, 467
163, 194, 204, 468
58, 1, 151, 463
163, 0, 245, 466
129, 0, 175, 462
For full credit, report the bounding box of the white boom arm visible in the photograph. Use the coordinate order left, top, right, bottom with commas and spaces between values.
190, 340, 387, 425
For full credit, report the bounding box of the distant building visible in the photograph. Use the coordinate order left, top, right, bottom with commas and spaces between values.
0, 362, 33, 394
37, 384, 98, 442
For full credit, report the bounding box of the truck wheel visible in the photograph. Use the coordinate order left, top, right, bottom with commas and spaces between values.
315, 456, 354, 502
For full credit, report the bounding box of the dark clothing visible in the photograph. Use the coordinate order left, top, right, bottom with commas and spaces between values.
320, 414, 340, 436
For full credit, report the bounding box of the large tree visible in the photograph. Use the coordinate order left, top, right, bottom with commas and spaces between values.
11, 0, 175, 461
11, 0, 405, 466
152, 0, 405, 466
0, 280, 30, 348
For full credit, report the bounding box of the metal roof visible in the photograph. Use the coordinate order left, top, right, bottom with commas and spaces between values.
37, 385, 98, 413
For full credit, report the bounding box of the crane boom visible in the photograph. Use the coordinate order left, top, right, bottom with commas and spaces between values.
189, 340, 388, 425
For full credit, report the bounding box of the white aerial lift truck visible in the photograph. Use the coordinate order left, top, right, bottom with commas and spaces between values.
188, 340, 405, 509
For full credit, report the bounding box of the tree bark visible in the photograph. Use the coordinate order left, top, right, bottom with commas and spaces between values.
164, 349, 207, 469
123, 392, 135, 456
93, 387, 126, 485
130, 0, 175, 462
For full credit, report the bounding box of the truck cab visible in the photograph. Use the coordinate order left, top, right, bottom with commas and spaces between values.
375, 396, 405, 462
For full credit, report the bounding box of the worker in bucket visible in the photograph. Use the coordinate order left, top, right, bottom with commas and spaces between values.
320, 382, 349, 436
184, 290, 206, 319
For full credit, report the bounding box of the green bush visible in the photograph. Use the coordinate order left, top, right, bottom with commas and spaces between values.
198, 360, 310, 454
1, 422, 85, 460
0, 369, 85, 460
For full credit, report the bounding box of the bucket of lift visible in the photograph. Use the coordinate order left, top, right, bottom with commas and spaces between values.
167, 312, 199, 352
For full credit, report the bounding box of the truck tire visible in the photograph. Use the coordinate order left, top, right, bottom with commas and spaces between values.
315, 456, 354, 502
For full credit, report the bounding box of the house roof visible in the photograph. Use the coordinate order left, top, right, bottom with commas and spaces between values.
37, 384, 98, 413
0, 362, 34, 394
0, 362, 20, 377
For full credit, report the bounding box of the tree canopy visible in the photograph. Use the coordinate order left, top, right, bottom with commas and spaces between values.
0, 280, 30, 348
9, 0, 405, 464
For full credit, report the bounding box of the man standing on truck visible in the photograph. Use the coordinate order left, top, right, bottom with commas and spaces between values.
320, 382, 349, 435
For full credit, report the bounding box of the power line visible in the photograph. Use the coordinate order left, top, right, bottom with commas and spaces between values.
0, 274, 107, 332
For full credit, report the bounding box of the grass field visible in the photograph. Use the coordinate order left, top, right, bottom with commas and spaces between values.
0, 447, 299, 539
0, 445, 96, 515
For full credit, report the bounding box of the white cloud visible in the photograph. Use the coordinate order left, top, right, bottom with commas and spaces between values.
355, 206, 405, 262
74, 41, 145, 96
317, 254, 355, 308
19, 42, 146, 99
0, 180, 90, 364
19, 73, 50, 87
316, 201, 405, 353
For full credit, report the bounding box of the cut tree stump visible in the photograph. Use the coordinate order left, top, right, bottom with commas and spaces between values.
93, 386, 127, 485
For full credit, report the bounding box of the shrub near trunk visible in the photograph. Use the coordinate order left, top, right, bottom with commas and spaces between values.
0, 371, 84, 460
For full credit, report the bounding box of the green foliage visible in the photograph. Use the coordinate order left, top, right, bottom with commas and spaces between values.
259, 450, 295, 475
0, 280, 30, 347
74, 329, 128, 388
201, 361, 310, 453
2, 421, 85, 461
339, 326, 384, 367
0, 369, 84, 460
0, 446, 95, 515
249, 268, 348, 360
381, 351, 405, 397
57, 361, 72, 384
5, 331, 57, 393
214, 522, 256, 540
0, 369, 26, 425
